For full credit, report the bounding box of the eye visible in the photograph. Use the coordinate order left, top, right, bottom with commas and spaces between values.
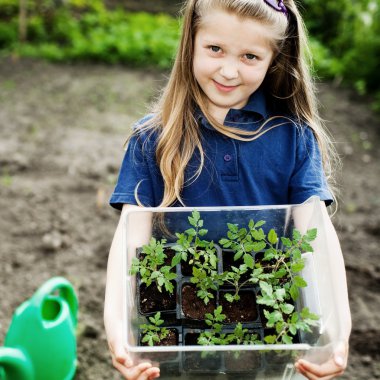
245, 53, 257, 61
209, 45, 221, 53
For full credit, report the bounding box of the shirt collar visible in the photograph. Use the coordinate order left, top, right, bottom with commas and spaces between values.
236, 87, 269, 119
196, 87, 269, 131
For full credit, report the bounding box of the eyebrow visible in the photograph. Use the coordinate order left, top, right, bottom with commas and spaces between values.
202, 38, 269, 56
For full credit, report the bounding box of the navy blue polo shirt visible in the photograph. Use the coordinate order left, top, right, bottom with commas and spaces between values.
110, 89, 332, 209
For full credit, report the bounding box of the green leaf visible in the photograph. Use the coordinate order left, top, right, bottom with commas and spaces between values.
253, 241, 266, 252
268, 229, 278, 244
227, 223, 238, 233
164, 281, 174, 294
251, 229, 265, 241
292, 249, 302, 260
275, 288, 286, 301
293, 229, 302, 241
151, 271, 160, 279
289, 325, 297, 335
171, 253, 182, 266
186, 228, 197, 237
234, 250, 243, 261
225, 293, 235, 303
264, 247, 277, 260
300, 307, 320, 321
291, 261, 304, 273
257, 295, 276, 307
282, 334, 293, 344
254, 220, 266, 228
244, 242, 256, 252
197, 336, 210, 345
294, 276, 307, 288
301, 242, 313, 252
264, 335, 276, 344
274, 268, 287, 279
244, 253, 254, 269
281, 237, 292, 247
280, 303, 295, 314
166, 272, 177, 281
306, 228, 317, 241
259, 281, 273, 296
192, 210, 200, 220
290, 284, 300, 301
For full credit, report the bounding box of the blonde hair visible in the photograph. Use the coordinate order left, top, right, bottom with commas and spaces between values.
131, 0, 338, 207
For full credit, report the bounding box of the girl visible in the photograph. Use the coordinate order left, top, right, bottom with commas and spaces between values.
104, 0, 351, 379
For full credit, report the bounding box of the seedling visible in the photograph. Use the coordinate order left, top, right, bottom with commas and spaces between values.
197, 306, 261, 346
219, 219, 267, 270
139, 312, 169, 346
173, 211, 218, 270
197, 306, 230, 346
130, 237, 177, 293
220, 264, 254, 302
174, 211, 221, 304
220, 218, 320, 344
251, 227, 320, 344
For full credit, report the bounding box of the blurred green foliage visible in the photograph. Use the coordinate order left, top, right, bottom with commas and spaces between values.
303, 0, 380, 97
0, 0, 379, 108
0, 0, 180, 68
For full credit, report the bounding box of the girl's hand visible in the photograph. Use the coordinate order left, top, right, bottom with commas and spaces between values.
295, 341, 348, 379
108, 334, 160, 380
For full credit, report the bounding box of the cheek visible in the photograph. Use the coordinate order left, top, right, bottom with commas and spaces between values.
244, 65, 270, 84
193, 56, 211, 82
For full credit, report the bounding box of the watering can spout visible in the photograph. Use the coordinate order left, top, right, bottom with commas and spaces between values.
0, 347, 33, 380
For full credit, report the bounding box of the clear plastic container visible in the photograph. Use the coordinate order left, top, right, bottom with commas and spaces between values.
122, 196, 344, 380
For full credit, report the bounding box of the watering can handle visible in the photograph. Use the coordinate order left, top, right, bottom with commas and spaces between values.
0, 347, 33, 380
32, 277, 78, 326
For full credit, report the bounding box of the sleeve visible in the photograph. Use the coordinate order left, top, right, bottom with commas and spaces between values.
289, 127, 333, 206
109, 130, 163, 210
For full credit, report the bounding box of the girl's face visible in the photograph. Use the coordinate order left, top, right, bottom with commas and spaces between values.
193, 9, 277, 121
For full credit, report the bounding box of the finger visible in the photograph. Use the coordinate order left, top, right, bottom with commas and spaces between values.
295, 360, 344, 380
296, 365, 344, 380
137, 367, 160, 380
296, 358, 344, 377
113, 360, 155, 379
333, 341, 348, 368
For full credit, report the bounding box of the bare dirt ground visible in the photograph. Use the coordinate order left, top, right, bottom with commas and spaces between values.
0, 57, 379, 379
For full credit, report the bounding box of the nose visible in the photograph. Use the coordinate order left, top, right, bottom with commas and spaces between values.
220, 60, 239, 80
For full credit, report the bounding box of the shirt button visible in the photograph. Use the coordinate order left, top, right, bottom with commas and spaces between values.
224, 154, 232, 162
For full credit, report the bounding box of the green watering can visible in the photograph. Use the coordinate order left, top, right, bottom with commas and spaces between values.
0, 277, 78, 380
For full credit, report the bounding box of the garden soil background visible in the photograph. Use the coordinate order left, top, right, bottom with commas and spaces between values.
0, 57, 379, 380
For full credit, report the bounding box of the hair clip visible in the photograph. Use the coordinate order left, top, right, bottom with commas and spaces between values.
263, 0, 288, 15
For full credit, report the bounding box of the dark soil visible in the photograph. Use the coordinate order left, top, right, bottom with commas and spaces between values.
181, 260, 193, 276
224, 350, 261, 372
0, 56, 379, 379
181, 284, 216, 320
219, 289, 258, 323
139, 283, 176, 314
136, 247, 177, 313
140, 328, 180, 364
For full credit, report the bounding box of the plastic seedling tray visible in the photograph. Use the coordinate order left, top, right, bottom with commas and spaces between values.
122, 196, 344, 380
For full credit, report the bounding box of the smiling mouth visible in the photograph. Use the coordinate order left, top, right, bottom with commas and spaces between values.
213, 80, 239, 92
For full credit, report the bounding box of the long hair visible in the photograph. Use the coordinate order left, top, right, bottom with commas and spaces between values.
132, 0, 338, 207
